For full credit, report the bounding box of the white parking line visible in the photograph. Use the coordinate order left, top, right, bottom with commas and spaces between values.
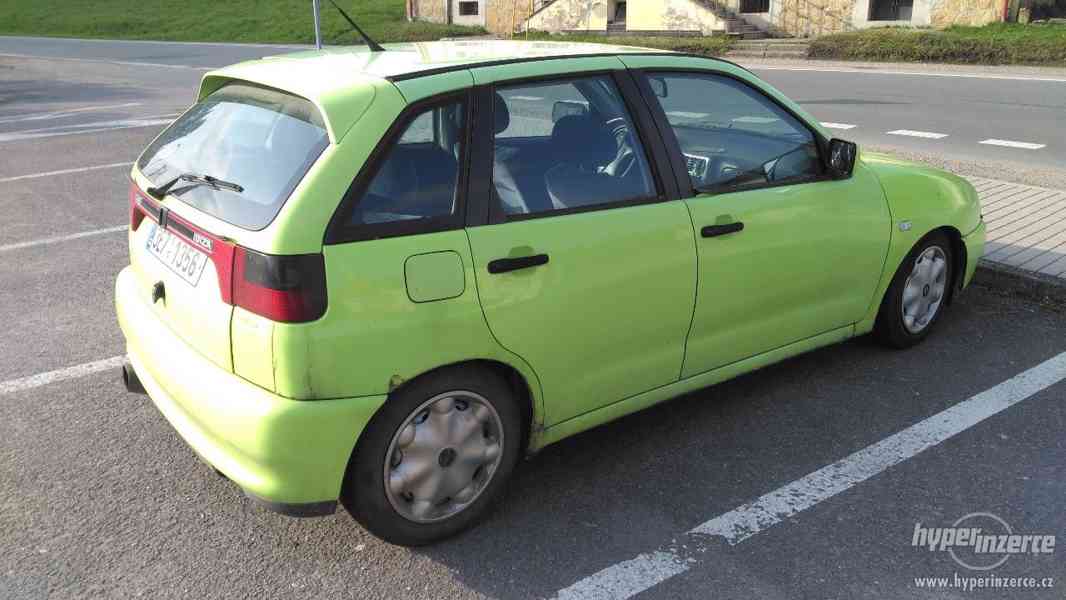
886, 129, 949, 139
980, 139, 1047, 150
0, 356, 125, 396
0, 115, 176, 143
509, 95, 544, 101
0, 102, 142, 124
821, 122, 856, 130
0, 226, 126, 254
746, 64, 1066, 83
0, 162, 132, 184
553, 350, 1066, 600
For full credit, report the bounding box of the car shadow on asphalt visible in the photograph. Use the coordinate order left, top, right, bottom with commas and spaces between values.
406, 286, 1066, 598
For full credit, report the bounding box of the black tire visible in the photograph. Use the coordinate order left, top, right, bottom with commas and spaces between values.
874, 231, 954, 349
341, 366, 523, 546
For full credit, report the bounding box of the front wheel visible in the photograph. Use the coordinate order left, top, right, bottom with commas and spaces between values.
341, 367, 523, 546
874, 232, 954, 349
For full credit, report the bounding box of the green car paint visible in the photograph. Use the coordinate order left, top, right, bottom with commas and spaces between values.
117, 41, 983, 513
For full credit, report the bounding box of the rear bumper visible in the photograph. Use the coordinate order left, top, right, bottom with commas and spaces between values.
115, 266, 386, 514
962, 219, 986, 289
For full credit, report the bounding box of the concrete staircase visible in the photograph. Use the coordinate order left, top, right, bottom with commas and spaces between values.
690, 0, 774, 39
725, 38, 810, 59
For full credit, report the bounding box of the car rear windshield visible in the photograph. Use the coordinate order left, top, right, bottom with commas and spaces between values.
137, 83, 329, 230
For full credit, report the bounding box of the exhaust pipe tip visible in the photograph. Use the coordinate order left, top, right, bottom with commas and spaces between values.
122, 359, 146, 395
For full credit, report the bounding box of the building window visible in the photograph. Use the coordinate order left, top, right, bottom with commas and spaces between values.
740, 0, 770, 13
869, 0, 913, 20
459, 1, 479, 15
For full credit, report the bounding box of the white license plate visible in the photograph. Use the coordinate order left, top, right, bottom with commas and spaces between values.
145, 223, 208, 286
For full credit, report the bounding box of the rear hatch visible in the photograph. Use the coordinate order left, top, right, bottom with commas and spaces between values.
128, 82, 330, 374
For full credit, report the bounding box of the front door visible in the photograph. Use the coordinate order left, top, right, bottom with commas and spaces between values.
466, 71, 697, 426
639, 70, 890, 377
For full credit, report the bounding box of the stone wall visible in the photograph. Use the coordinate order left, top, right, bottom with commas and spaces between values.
628, 0, 726, 34
929, 0, 1002, 26
411, 0, 448, 22
525, 0, 611, 31
487, 0, 537, 35
773, 0, 856, 36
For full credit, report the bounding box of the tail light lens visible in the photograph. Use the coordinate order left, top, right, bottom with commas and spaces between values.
233, 247, 327, 323
129, 181, 148, 231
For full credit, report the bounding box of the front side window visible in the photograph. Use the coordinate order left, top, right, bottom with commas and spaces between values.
349, 100, 465, 227
647, 72, 821, 193
491, 75, 656, 217
138, 83, 329, 230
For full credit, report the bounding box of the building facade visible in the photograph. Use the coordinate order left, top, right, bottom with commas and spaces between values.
408, 0, 1007, 37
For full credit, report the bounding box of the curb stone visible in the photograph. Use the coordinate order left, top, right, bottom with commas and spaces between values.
974, 259, 1066, 304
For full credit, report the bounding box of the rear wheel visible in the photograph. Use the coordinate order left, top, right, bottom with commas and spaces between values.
342, 367, 522, 546
874, 232, 953, 349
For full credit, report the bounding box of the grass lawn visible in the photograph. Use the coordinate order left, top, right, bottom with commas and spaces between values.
0, 0, 484, 44
809, 23, 1066, 65
524, 31, 734, 56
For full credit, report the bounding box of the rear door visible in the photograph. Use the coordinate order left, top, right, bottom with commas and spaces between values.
464, 64, 698, 426
129, 83, 330, 372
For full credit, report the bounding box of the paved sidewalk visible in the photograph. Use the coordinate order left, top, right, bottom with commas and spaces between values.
970, 177, 1066, 282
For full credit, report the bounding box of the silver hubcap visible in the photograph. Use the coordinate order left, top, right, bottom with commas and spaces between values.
902, 245, 948, 334
383, 391, 504, 523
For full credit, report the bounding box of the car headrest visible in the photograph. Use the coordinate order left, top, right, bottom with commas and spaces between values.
550, 115, 615, 168
493, 93, 510, 135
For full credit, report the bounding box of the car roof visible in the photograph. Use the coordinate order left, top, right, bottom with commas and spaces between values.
200, 40, 683, 141
199, 40, 757, 143
257, 40, 673, 79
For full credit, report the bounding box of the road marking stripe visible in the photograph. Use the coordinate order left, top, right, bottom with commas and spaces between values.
0, 356, 125, 396
886, 129, 949, 139
746, 64, 1066, 83
553, 351, 1066, 599
667, 111, 709, 119
0, 225, 126, 254
555, 552, 692, 600
0, 162, 132, 184
0, 116, 176, 143
980, 139, 1047, 150
0, 102, 142, 124
820, 122, 856, 130
508, 95, 544, 101
0, 52, 212, 71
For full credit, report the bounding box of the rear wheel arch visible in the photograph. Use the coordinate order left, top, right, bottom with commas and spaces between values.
363, 359, 538, 459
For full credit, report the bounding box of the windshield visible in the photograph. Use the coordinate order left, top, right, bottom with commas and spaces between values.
137, 83, 329, 230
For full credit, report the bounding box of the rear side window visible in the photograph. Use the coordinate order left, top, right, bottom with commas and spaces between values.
137, 83, 329, 230
347, 100, 466, 227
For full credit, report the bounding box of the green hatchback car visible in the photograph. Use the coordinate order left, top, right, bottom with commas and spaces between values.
116, 40, 984, 546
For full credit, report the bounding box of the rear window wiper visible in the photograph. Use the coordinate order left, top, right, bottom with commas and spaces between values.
146, 173, 244, 200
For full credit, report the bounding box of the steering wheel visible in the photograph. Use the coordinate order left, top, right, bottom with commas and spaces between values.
601, 118, 655, 196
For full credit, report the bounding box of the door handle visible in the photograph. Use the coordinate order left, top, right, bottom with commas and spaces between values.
701, 222, 744, 238
487, 254, 549, 274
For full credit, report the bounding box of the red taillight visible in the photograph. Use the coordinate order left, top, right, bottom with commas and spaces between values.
233, 247, 327, 323
129, 181, 147, 231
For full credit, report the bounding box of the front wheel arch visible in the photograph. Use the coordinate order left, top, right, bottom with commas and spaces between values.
931, 225, 967, 305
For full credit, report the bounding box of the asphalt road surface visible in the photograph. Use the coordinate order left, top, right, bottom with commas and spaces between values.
0, 35, 1063, 168
2, 39, 1066, 600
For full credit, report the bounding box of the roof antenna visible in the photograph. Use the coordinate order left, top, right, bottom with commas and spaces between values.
325, 0, 387, 52
312, 0, 323, 49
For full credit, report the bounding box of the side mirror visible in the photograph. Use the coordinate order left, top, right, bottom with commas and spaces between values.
826, 138, 857, 179
648, 76, 669, 98
552, 100, 589, 123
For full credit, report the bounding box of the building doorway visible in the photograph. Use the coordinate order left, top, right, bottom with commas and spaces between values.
869, 0, 913, 20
